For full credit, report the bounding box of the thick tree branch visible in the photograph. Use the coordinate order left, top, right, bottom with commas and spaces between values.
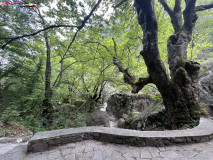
136, 0, 159, 52
170, 0, 182, 33
1, 25, 76, 49
159, 0, 183, 32
132, 76, 152, 93
113, 0, 128, 9
183, 0, 197, 33
113, 56, 152, 93
112, 38, 117, 56
172, 0, 183, 32
174, 0, 182, 12
158, 0, 174, 16
135, 0, 169, 89
77, 0, 102, 30
113, 57, 136, 84
196, 3, 213, 12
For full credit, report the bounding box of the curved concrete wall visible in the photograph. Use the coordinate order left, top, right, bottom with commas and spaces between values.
27, 118, 213, 152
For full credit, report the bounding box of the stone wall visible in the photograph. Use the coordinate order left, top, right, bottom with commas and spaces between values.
27, 118, 213, 153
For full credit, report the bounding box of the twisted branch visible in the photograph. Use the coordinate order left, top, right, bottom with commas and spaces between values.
113, 57, 152, 93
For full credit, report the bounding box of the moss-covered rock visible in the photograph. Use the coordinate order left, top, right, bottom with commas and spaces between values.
85, 111, 110, 127
106, 93, 154, 118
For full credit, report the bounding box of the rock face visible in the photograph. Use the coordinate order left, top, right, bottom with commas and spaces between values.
199, 62, 213, 105
106, 93, 154, 118
86, 110, 110, 127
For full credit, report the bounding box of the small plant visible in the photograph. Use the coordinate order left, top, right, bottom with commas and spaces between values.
200, 105, 209, 117
0, 129, 10, 137
189, 120, 199, 128
74, 112, 86, 127
153, 94, 163, 101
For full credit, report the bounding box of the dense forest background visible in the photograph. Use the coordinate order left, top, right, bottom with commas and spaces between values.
0, 0, 213, 133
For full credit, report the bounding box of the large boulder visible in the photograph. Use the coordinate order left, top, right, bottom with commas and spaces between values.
106, 93, 154, 118
85, 110, 110, 127
117, 101, 168, 130
199, 61, 213, 105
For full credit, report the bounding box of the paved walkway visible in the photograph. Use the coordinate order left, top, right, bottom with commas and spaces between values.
0, 139, 213, 160
0, 143, 21, 156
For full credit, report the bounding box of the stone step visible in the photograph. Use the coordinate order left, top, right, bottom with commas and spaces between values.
27, 118, 213, 153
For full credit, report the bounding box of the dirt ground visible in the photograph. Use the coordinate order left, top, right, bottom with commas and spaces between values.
0, 122, 32, 138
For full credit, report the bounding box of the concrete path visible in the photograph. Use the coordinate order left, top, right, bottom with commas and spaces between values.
1, 139, 213, 160
0, 136, 31, 157
0, 143, 21, 156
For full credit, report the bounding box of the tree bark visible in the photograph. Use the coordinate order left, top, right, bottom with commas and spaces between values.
134, 0, 208, 128
42, 33, 53, 126
113, 57, 152, 93
56, 58, 64, 87
44, 33, 52, 101
35, 8, 53, 126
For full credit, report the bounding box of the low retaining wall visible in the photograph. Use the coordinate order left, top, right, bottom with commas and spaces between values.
27, 118, 213, 152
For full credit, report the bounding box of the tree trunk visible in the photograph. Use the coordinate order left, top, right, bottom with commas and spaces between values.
56, 58, 64, 87
134, 0, 207, 128
35, 7, 53, 126
42, 33, 53, 126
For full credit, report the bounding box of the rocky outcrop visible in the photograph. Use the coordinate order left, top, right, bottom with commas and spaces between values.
117, 101, 168, 130
106, 93, 154, 118
86, 111, 110, 127
199, 61, 213, 105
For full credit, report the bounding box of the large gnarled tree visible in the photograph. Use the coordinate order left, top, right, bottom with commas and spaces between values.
113, 0, 213, 128
129, 0, 213, 128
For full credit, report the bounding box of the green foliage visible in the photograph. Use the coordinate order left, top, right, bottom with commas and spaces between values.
0, 129, 10, 137
0, 109, 20, 123
153, 94, 163, 101
179, 120, 199, 129
200, 105, 209, 117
